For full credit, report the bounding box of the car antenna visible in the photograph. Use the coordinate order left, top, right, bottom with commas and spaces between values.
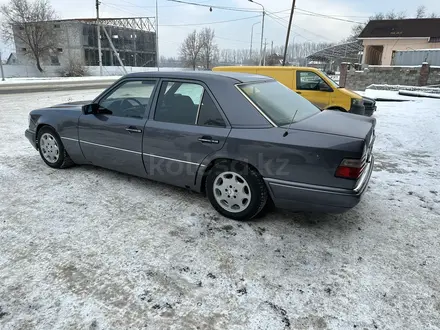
283, 109, 299, 137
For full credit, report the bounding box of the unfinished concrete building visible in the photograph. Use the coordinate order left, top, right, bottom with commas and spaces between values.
14, 17, 157, 68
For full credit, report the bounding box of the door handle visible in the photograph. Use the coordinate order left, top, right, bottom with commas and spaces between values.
198, 136, 219, 144
297, 91, 302, 94
126, 126, 142, 133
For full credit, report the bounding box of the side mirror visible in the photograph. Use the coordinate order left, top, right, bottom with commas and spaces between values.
82, 103, 99, 115
319, 82, 333, 92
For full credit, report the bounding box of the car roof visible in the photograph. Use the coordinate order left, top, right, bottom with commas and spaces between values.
214, 65, 321, 72
125, 70, 273, 83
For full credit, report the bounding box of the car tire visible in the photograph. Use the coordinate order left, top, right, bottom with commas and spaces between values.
37, 126, 74, 169
205, 161, 268, 221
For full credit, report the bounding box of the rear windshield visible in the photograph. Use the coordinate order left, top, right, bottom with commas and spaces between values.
238, 81, 320, 126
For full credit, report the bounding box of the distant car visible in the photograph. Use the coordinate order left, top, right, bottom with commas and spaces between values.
25, 71, 375, 221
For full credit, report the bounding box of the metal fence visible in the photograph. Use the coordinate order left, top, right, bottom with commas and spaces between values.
392, 49, 440, 66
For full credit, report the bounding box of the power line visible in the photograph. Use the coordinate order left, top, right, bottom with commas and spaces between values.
294, 8, 364, 24
266, 11, 334, 45
166, 1, 368, 23
106, 0, 212, 9
265, 13, 314, 43
116, 0, 153, 14
266, 11, 336, 42
101, 2, 140, 16
166, 0, 260, 12
160, 14, 261, 27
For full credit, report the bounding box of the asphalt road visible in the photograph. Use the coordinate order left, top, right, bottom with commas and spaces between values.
0, 89, 439, 330
0, 79, 116, 94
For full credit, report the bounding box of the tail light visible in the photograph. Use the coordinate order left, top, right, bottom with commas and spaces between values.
335, 157, 366, 180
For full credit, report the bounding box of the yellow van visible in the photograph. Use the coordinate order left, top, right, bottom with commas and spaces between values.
212, 66, 376, 116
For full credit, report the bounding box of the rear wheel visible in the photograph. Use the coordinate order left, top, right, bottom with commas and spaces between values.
206, 161, 268, 221
37, 126, 74, 169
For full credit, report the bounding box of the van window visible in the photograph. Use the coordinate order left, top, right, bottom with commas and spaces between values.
296, 71, 326, 91
238, 80, 320, 126
321, 71, 340, 88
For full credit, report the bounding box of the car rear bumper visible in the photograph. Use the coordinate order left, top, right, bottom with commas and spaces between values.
264, 155, 374, 213
25, 129, 37, 149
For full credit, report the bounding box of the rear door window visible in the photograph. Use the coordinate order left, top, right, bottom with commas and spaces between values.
154, 81, 204, 125
197, 92, 226, 127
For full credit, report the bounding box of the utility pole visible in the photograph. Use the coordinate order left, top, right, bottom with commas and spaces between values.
0, 52, 5, 81
248, 0, 265, 66
282, 0, 296, 66
263, 38, 267, 65
96, 0, 103, 76
271, 41, 273, 55
155, 0, 159, 71
250, 22, 260, 64
260, 10, 265, 66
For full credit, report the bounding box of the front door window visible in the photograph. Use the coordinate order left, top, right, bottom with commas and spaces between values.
99, 80, 157, 118
296, 71, 329, 91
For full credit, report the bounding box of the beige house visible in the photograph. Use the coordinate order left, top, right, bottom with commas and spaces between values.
358, 18, 440, 65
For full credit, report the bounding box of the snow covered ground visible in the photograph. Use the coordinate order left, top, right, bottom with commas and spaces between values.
1, 90, 440, 329
357, 89, 416, 101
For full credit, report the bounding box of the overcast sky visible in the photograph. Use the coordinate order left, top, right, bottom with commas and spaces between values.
0, 0, 439, 59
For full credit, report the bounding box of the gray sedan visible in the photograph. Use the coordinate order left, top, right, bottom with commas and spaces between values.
25, 71, 375, 220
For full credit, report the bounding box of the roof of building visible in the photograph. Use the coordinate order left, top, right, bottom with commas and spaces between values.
358, 18, 440, 39
126, 70, 273, 83
6, 53, 17, 64
306, 41, 363, 62
23, 17, 156, 32
47, 17, 153, 22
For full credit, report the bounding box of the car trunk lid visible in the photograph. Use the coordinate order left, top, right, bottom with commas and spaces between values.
287, 110, 376, 141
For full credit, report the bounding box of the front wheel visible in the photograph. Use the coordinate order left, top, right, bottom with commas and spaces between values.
37, 126, 74, 169
206, 161, 268, 221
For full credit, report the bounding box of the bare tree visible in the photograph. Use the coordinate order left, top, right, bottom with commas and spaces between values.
416, 5, 438, 18
348, 11, 407, 41
199, 27, 218, 69
416, 5, 427, 18
179, 30, 203, 70
1, 0, 59, 72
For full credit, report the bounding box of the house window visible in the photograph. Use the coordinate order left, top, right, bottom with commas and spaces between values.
51, 55, 60, 65
54, 24, 60, 28
21, 47, 27, 51
429, 37, 440, 43
57, 48, 63, 52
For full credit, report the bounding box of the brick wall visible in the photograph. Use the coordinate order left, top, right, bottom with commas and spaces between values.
339, 64, 439, 91
427, 67, 440, 86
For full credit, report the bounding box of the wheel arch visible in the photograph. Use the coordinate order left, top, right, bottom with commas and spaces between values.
35, 123, 57, 148
198, 157, 263, 195
326, 106, 347, 112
